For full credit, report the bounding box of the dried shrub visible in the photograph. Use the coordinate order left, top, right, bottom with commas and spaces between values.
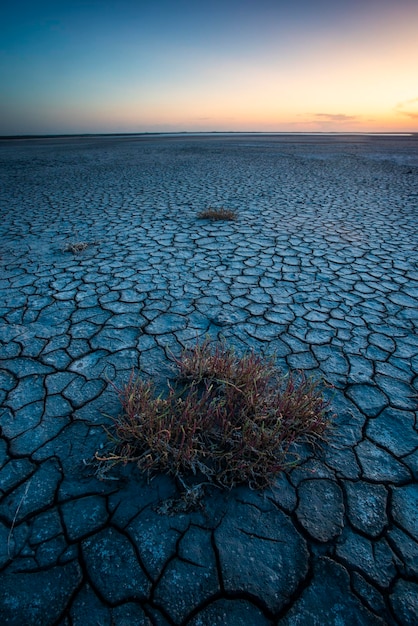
63, 236, 100, 254
98, 339, 332, 489
197, 207, 237, 221
63, 241, 90, 253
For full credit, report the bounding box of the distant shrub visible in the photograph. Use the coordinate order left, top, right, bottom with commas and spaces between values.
98, 339, 332, 489
63, 241, 90, 253
63, 238, 100, 254
197, 207, 237, 221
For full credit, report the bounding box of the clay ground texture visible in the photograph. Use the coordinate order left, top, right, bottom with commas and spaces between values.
0, 134, 418, 625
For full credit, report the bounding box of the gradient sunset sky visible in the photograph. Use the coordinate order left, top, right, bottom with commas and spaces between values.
1, 0, 418, 135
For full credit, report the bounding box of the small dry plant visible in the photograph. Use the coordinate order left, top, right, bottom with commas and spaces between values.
63, 230, 100, 254
64, 241, 90, 253
197, 207, 237, 221
98, 340, 332, 489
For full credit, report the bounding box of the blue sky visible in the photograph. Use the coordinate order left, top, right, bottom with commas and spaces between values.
1, 0, 418, 134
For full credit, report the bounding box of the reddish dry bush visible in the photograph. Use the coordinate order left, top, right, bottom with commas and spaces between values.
197, 207, 237, 221
99, 339, 332, 489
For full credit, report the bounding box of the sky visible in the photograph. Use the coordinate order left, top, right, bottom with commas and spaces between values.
1, 0, 418, 135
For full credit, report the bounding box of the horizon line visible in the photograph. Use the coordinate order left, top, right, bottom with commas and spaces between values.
1, 130, 416, 140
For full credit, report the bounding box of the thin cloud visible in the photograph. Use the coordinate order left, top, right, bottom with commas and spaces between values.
395, 98, 418, 119
314, 113, 357, 122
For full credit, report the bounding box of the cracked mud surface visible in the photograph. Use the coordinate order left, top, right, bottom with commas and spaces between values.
1, 133, 418, 624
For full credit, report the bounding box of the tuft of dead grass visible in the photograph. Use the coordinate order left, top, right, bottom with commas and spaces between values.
97, 339, 332, 489
64, 241, 90, 253
63, 237, 100, 254
197, 207, 237, 221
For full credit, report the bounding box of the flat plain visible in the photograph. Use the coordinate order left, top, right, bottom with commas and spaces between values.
1, 133, 418, 625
